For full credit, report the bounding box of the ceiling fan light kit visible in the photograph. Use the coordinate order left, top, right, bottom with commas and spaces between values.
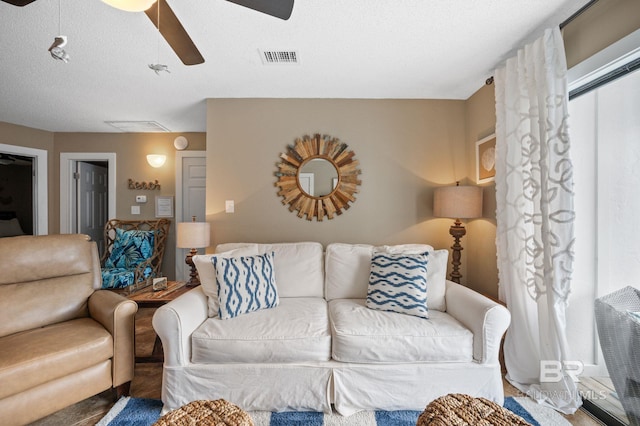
102, 0, 156, 12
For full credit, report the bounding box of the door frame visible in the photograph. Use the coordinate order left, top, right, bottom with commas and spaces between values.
175, 150, 206, 280
60, 152, 116, 234
0, 143, 48, 235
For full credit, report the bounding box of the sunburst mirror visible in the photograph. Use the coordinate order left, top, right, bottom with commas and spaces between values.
275, 134, 362, 221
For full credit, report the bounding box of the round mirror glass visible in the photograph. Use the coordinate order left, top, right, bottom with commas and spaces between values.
298, 158, 339, 197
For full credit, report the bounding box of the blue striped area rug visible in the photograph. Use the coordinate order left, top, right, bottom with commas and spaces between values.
98, 396, 571, 426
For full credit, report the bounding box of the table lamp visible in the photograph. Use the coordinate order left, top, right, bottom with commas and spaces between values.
433, 182, 483, 284
176, 216, 210, 287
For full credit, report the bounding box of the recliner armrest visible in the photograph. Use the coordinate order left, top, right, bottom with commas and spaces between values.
444, 281, 510, 365
152, 286, 208, 366
89, 290, 138, 386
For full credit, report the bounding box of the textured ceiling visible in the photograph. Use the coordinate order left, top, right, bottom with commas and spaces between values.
0, 0, 590, 132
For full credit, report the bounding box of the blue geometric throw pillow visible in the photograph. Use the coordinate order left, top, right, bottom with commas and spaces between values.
105, 228, 155, 269
213, 252, 279, 320
366, 251, 429, 319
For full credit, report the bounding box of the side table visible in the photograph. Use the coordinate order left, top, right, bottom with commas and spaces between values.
127, 281, 196, 362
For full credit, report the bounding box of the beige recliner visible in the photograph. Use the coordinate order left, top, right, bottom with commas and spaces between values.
0, 234, 138, 426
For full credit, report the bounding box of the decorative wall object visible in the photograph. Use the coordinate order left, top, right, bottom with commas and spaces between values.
174, 136, 189, 150
155, 196, 174, 218
128, 179, 161, 190
275, 133, 361, 221
476, 134, 496, 183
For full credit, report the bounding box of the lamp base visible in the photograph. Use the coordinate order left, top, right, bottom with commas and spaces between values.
449, 219, 466, 284
185, 248, 201, 287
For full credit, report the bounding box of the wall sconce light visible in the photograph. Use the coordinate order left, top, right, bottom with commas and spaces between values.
102, 0, 156, 12
146, 154, 166, 168
433, 182, 483, 284
176, 216, 210, 287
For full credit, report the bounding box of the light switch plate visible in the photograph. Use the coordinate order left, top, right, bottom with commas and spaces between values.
131, 205, 141, 215
225, 200, 234, 213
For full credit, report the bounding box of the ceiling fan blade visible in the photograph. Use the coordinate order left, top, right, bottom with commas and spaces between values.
144, 0, 204, 66
226, 0, 294, 20
1, 0, 38, 6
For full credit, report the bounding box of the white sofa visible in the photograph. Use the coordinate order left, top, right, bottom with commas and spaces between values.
153, 242, 510, 416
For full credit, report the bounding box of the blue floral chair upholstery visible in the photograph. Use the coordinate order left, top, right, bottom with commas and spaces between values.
100, 219, 170, 291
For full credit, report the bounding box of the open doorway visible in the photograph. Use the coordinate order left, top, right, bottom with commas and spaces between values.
0, 143, 48, 235
0, 154, 33, 235
60, 153, 116, 254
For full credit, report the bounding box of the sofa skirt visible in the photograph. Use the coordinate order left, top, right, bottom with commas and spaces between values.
332, 362, 503, 416
161, 363, 333, 414
160, 361, 502, 416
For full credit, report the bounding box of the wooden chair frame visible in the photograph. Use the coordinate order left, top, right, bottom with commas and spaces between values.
100, 219, 171, 292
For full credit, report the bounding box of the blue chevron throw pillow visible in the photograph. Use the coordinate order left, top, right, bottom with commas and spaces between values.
213, 252, 279, 320
366, 252, 429, 319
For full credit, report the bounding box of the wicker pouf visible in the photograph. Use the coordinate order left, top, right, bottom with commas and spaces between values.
416, 394, 532, 426
153, 399, 254, 426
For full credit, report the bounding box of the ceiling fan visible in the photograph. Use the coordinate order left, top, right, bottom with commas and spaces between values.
2, 0, 294, 66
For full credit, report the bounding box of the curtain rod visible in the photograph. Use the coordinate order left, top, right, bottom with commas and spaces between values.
485, 0, 600, 85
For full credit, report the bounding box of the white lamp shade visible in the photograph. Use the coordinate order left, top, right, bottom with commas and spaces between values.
177, 222, 210, 249
433, 185, 483, 219
146, 154, 166, 168
102, 0, 156, 12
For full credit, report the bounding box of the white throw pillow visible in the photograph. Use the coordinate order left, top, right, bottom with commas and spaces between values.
213, 252, 279, 320
366, 251, 429, 319
193, 246, 258, 317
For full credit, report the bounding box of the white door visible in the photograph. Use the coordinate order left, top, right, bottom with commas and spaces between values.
176, 155, 206, 281
76, 161, 108, 256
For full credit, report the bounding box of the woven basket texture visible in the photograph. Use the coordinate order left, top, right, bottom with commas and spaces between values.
416, 393, 532, 426
153, 399, 254, 426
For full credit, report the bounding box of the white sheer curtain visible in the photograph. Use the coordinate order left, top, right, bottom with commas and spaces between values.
494, 27, 580, 414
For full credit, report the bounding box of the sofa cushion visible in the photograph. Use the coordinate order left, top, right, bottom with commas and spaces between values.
0, 318, 113, 399
105, 228, 154, 269
328, 299, 472, 363
325, 243, 448, 311
0, 234, 100, 339
366, 251, 429, 318
194, 246, 259, 318
216, 242, 324, 298
191, 298, 331, 363
213, 252, 279, 319
101, 265, 153, 289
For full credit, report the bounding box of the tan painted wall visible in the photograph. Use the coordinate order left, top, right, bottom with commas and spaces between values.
0, 122, 55, 232
206, 98, 477, 282
563, 0, 640, 68
53, 132, 206, 279
463, 85, 498, 299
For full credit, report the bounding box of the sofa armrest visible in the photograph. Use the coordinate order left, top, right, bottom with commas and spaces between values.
152, 286, 208, 366
445, 281, 510, 365
89, 290, 138, 386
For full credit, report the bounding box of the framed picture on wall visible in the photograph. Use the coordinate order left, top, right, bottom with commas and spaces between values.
155, 196, 174, 218
476, 134, 496, 183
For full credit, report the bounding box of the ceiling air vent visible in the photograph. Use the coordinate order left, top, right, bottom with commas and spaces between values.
259, 50, 299, 65
105, 121, 170, 133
